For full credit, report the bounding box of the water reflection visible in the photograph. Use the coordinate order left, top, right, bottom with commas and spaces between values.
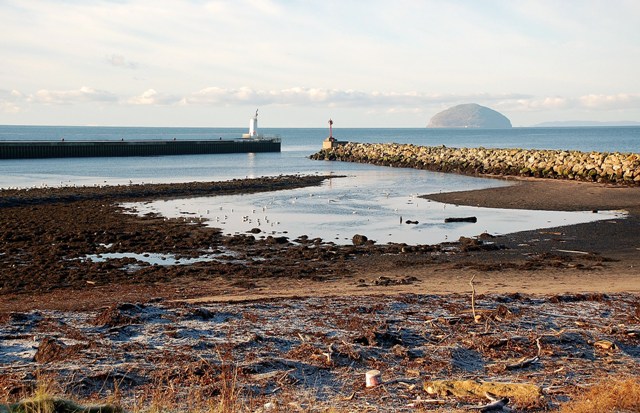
125, 172, 625, 245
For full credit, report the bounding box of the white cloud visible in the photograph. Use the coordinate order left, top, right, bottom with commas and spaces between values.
0, 102, 21, 114
182, 87, 531, 108
505, 97, 570, 111
0, 89, 23, 113
29, 87, 118, 105
3, 82, 640, 127
503, 94, 640, 113
127, 89, 179, 105
579, 94, 640, 110
2, 1, 639, 126
106, 54, 138, 70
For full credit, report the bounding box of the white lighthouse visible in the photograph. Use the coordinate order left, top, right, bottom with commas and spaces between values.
243, 109, 260, 139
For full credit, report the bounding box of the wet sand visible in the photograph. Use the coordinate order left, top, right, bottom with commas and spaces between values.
423, 175, 640, 213
1, 175, 639, 313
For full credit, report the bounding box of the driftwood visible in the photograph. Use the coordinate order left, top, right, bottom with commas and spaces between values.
469, 274, 481, 323
505, 338, 542, 370
466, 395, 511, 412
505, 356, 540, 370
445, 216, 478, 223
593, 339, 616, 351
406, 396, 447, 407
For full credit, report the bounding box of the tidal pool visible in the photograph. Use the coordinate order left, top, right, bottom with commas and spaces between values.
124, 172, 625, 245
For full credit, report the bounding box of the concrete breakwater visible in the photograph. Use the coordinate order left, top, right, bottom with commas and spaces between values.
310, 142, 640, 185
0, 138, 281, 159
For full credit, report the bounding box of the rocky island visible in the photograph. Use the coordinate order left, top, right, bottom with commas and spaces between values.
428, 103, 512, 128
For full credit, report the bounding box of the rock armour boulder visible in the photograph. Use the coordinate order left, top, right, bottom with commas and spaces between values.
311, 143, 640, 185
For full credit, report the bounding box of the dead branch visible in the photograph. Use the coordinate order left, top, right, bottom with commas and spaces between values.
465, 396, 511, 411
505, 355, 540, 370
505, 337, 542, 370
406, 396, 447, 407
321, 342, 334, 363
470, 274, 480, 323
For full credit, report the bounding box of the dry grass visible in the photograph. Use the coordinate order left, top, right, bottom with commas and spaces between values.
8, 376, 640, 413
1, 378, 122, 413
207, 362, 244, 413
559, 377, 640, 413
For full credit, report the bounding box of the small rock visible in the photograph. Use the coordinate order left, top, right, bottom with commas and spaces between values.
352, 234, 368, 246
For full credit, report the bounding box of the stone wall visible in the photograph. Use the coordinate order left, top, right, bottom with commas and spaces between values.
310, 142, 640, 185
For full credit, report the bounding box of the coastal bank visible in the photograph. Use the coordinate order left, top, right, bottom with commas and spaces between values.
311, 142, 640, 185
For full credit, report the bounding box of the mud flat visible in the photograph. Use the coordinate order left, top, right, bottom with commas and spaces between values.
1, 174, 640, 411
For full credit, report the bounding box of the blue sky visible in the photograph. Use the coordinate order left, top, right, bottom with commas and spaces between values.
1, 0, 639, 127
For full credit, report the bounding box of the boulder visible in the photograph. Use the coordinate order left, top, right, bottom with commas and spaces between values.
352, 234, 368, 246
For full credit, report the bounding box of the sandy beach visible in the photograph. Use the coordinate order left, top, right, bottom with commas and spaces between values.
1, 174, 639, 411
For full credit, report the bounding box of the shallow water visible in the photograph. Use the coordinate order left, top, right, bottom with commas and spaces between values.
126, 171, 625, 245
1, 125, 638, 189
80, 248, 243, 268
3, 125, 635, 244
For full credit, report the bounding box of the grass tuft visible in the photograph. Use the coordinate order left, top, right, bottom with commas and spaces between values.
559, 377, 640, 413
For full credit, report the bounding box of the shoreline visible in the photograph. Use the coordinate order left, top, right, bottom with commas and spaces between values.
2, 173, 639, 412
423, 175, 640, 213
1, 174, 639, 314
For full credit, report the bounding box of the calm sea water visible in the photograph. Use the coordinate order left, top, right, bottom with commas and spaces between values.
0, 125, 638, 188
1, 125, 637, 244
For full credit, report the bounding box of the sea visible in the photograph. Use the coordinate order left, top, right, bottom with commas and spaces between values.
1, 125, 638, 245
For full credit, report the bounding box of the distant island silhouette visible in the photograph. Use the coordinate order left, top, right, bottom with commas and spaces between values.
427, 103, 512, 129
533, 120, 640, 127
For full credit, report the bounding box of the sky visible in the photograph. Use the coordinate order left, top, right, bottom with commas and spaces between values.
1, 0, 639, 128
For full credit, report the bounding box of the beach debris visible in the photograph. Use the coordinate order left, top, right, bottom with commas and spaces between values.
445, 216, 478, 223
365, 369, 382, 387
465, 394, 511, 412
33, 336, 93, 364
505, 337, 542, 370
554, 249, 591, 255
469, 274, 481, 323
593, 339, 616, 351
505, 355, 540, 370
406, 396, 447, 408
3, 292, 640, 411
458, 236, 501, 252
424, 379, 542, 401
92, 303, 140, 327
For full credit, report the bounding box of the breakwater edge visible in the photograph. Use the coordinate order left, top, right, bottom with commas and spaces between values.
311, 142, 640, 185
